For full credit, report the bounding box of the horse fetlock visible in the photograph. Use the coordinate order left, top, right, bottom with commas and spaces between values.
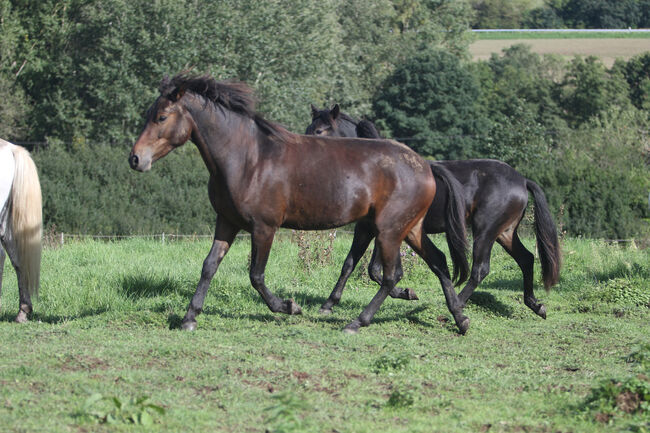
456, 315, 470, 335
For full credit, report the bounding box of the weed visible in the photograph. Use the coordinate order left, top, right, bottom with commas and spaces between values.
291, 230, 336, 272
81, 393, 165, 425
373, 352, 411, 374
386, 386, 416, 408
264, 391, 310, 433
627, 343, 650, 371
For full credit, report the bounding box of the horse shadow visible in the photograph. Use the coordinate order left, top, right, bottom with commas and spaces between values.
164, 287, 457, 332
465, 290, 515, 318
0, 307, 110, 324
119, 274, 192, 299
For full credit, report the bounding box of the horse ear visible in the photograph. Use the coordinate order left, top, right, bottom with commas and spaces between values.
310, 104, 319, 119
170, 87, 185, 102
331, 104, 340, 120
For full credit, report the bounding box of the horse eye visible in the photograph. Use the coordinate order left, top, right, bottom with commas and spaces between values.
315, 129, 324, 135
158, 115, 167, 122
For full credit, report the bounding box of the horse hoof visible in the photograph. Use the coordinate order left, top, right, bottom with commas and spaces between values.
181, 320, 197, 331
319, 307, 333, 315
286, 299, 302, 315
457, 317, 470, 335
403, 288, 419, 301
14, 312, 28, 324
343, 320, 361, 334
537, 304, 547, 320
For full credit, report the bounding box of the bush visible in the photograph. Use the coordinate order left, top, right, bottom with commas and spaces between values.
34, 144, 214, 235
372, 49, 489, 159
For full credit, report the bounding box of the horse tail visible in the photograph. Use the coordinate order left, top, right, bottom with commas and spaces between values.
526, 179, 560, 290
355, 119, 382, 139
430, 162, 469, 285
10, 144, 42, 297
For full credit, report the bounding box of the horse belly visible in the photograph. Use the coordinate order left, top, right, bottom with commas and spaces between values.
283, 185, 370, 230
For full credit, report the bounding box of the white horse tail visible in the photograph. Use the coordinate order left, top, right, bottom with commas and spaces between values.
10, 144, 42, 297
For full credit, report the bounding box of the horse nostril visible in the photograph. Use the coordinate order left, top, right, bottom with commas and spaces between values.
129, 154, 139, 169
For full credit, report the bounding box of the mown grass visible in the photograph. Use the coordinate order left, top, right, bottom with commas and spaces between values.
0, 235, 648, 432
474, 31, 650, 40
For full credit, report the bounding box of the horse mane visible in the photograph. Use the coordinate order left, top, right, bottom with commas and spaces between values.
356, 119, 382, 139
160, 73, 290, 140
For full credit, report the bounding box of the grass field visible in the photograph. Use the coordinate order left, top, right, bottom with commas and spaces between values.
0, 235, 648, 432
470, 32, 650, 66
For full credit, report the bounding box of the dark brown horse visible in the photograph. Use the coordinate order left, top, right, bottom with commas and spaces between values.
129, 74, 471, 333
306, 105, 561, 320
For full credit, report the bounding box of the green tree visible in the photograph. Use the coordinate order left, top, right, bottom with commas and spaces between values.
560, 56, 632, 126
559, 0, 642, 28
372, 49, 489, 159
0, 0, 30, 140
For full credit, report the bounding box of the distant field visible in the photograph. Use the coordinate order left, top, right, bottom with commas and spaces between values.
470, 34, 650, 66
475, 31, 650, 40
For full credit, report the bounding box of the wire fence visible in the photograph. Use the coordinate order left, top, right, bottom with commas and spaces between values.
44, 230, 641, 249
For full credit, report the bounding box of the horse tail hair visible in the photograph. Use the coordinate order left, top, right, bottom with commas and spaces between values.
526, 179, 560, 291
355, 119, 382, 139
430, 162, 469, 285
10, 144, 42, 297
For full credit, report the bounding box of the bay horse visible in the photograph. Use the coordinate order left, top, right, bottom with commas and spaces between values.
129, 74, 470, 333
307, 105, 561, 319
0, 139, 43, 323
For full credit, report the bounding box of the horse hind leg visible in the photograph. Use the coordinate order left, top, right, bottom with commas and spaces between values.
457, 233, 495, 307
0, 247, 4, 307
498, 231, 546, 319
1, 240, 32, 323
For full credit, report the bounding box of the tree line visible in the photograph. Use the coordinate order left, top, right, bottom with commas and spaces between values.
0, 0, 648, 238
470, 0, 650, 29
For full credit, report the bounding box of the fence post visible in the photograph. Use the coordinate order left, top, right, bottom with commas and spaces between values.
60, 232, 64, 246
162, 232, 165, 244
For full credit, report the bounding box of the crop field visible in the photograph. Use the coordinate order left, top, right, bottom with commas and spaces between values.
0, 234, 648, 432
470, 32, 650, 66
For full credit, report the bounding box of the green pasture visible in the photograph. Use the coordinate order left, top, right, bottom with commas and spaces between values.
0, 235, 648, 432
474, 31, 650, 39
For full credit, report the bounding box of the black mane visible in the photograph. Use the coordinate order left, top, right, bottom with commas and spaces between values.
160, 73, 289, 139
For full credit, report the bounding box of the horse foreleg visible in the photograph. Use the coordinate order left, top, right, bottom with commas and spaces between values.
457, 234, 496, 307
250, 225, 301, 315
181, 217, 239, 331
367, 243, 418, 301
320, 221, 373, 314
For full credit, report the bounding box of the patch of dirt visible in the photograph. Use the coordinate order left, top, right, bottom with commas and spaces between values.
59, 355, 109, 372
616, 391, 641, 413
594, 412, 612, 423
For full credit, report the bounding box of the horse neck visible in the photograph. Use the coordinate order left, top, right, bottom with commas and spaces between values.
185, 96, 261, 181
335, 117, 358, 138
